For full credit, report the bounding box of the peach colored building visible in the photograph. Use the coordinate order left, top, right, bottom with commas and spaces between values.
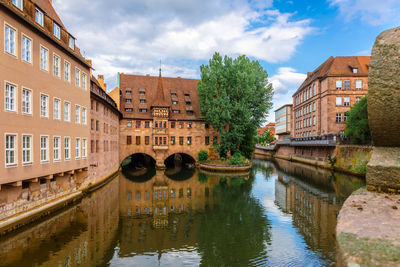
0, 0, 90, 219
88, 75, 121, 184
119, 71, 219, 168
292, 56, 370, 138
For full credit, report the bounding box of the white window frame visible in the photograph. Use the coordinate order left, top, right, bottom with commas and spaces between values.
5, 82, 17, 112
22, 134, 32, 165
356, 80, 362, 89
82, 138, 87, 158
21, 34, 32, 63
40, 45, 49, 71
336, 80, 342, 90
344, 97, 351, 107
53, 98, 61, 120
53, 23, 60, 39
64, 101, 70, 122
40, 135, 49, 163
75, 138, 80, 159
64, 137, 71, 160
12, 0, 23, 10
53, 53, 61, 78
75, 105, 80, 124
53, 136, 61, 161
69, 37, 74, 50
40, 93, 49, 118
81, 107, 87, 125
35, 7, 44, 27
5, 133, 17, 167
81, 73, 87, 90
336, 97, 342, 106
64, 60, 71, 82
75, 68, 81, 87
4, 23, 17, 56
22, 87, 32, 115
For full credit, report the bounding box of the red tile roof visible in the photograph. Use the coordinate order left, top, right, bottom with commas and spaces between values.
120, 74, 202, 120
293, 56, 370, 96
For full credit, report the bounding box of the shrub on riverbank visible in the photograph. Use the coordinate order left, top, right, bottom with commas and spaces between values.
229, 152, 245, 166
198, 150, 208, 162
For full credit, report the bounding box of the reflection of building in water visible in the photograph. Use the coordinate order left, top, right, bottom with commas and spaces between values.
119, 169, 218, 228
0, 176, 119, 267
118, 169, 220, 257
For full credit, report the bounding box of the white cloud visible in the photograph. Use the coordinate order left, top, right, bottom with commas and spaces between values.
270, 67, 306, 95
328, 0, 400, 26
53, 0, 313, 88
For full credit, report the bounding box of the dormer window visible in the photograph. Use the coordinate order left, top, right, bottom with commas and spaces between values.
69, 37, 74, 50
54, 23, 60, 39
172, 101, 178, 105
140, 99, 146, 103
352, 68, 358, 74
126, 90, 132, 95
186, 101, 191, 105
172, 110, 180, 114
35, 8, 44, 27
184, 93, 190, 97
139, 108, 147, 113
171, 93, 177, 97
12, 0, 23, 10
139, 91, 145, 96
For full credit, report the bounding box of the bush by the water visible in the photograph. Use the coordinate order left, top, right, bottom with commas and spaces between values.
229, 152, 245, 166
198, 150, 208, 162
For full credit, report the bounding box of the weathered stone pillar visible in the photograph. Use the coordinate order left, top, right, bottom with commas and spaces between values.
367, 26, 400, 191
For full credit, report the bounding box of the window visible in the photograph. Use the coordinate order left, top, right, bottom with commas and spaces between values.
127, 136, 132, 145
12, 0, 23, 10
139, 91, 145, 96
125, 108, 133, 112
356, 97, 361, 103
75, 138, 80, 159
336, 80, 342, 90
53, 23, 60, 39
127, 120, 132, 127
205, 136, 210, 145
136, 136, 140, 145
136, 121, 141, 128
336, 97, 342, 106
344, 80, 350, 90
53, 137, 60, 161
173, 110, 180, 114
179, 136, 184, 145
139, 99, 146, 103
82, 73, 87, 90
40, 94, 48, 117
313, 116, 316, 126
139, 108, 147, 113
172, 101, 178, 105
5, 25, 16, 55
82, 139, 87, 158
171, 122, 175, 128
40, 136, 48, 162
313, 84, 316, 96
356, 80, 362, 89
22, 35, 31, 63
171, 136, 175, 145
125, 99, 132, 103
22, 135, 32, 164
344, 112, 348, 122
75, 68, 81, 87
64, 61, 70, 82
6, 135, 16, 166
145, 136, 149, 145
187, 137, 192, 145
75, 105, 80, 124
35, 8, 44, 26
353, 68, 358, 74
22, 88, 31, 114
145, 121, 150, 128
313, 102, 316, 111
82, 107, 87, 125
187, 122, 192, 128
336, 113, 342, 123
64, 137, 70, 160
69, 37, 74, 50
40, 46, 48, 71
53, 54, 60, 77
344, 97, 350, 107
64, 102, 70, 121
96, 120, 99, 131
53, 98, 60, 120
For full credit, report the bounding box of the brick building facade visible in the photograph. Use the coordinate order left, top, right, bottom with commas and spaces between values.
292, 56, 370, 138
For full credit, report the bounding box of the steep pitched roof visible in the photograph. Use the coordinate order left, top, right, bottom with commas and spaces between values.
293, 56, 370, 96
152, 72, 169, 107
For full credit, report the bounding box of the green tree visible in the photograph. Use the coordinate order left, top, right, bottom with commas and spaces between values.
255, 130, 276, 145
198, 53, 273, 158
344, 96, 371, 144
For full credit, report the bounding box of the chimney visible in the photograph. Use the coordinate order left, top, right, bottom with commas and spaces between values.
97, 75, 106, 92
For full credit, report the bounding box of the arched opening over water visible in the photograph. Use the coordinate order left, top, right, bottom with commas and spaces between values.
121, 153, 156, 182
164, 153, 196, 181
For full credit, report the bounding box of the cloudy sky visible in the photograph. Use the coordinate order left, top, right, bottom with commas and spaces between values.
53, 0, 400, 122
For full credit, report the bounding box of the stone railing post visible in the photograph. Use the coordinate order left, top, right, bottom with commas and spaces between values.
367, 26, 400, 191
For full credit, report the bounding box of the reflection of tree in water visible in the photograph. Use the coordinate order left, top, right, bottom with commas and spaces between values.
197, 175, 271, 266
251, 160, 274, 180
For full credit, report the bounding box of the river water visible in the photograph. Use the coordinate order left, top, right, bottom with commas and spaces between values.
0, 158, 365, 267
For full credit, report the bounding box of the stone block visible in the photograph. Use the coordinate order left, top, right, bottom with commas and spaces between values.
366, 147, 400, 190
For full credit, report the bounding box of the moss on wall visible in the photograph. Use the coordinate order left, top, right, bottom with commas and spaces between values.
336, 146, 373, 176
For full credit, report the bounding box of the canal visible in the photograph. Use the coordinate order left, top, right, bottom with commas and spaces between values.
0, 158, 365, 266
